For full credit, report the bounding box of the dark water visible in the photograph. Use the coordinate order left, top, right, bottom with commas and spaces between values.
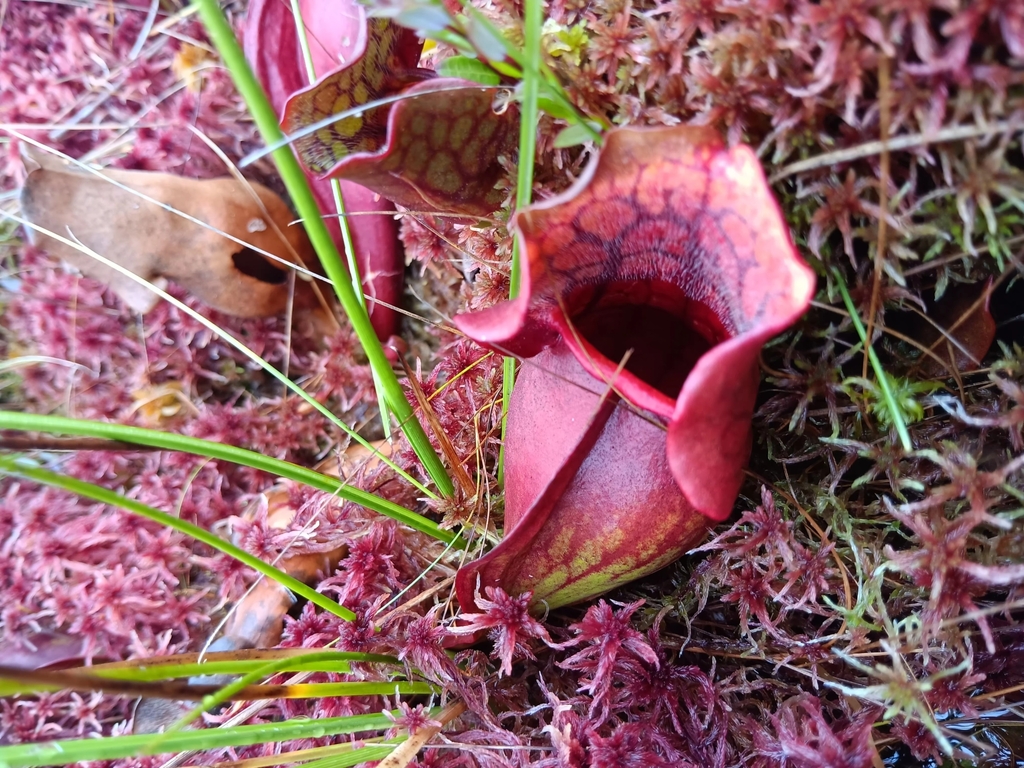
883, 710, 1024, 767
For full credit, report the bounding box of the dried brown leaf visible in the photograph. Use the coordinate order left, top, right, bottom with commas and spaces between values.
914, 280, 997, 378
20, 148, 315, 318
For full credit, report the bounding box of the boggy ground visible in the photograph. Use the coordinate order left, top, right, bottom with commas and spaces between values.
1, 0, 1023, 765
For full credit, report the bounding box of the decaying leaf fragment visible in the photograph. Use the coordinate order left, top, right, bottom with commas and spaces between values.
20, 148, 315, 318
0, 631, 89, 671
914, 280, 997, 378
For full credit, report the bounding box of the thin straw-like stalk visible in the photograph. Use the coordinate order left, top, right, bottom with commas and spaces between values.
194, 0, 453, 497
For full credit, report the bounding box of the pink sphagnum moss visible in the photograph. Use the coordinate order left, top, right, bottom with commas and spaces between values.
2, 0, 1024, 764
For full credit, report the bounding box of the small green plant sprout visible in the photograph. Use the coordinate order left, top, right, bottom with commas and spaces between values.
841, 372, 942, 431
829, 640, 970, 757
367, 0, 603, 140
541, 18, 589, 66
992, 341, 1024, 379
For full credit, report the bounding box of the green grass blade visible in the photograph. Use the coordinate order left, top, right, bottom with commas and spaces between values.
498, 0, 543, 483
0, 412, 460, 544
0, 650, 402, 696
0, 675, 434, 701
99, 649, 398, 675
267, 681, 436, 698
193, 0, 454, 498
0, 456, 356, 621
157, 654, 430, 735
0, 709, 418, 767
833, 269, 913, 451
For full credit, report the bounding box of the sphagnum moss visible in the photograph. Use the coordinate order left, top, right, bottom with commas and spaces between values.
2, 0, 1024, 764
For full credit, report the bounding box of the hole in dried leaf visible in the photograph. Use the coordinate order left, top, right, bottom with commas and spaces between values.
992, 278, 1024, 345
567, 279, 729, 399
231, 247, 289, 285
